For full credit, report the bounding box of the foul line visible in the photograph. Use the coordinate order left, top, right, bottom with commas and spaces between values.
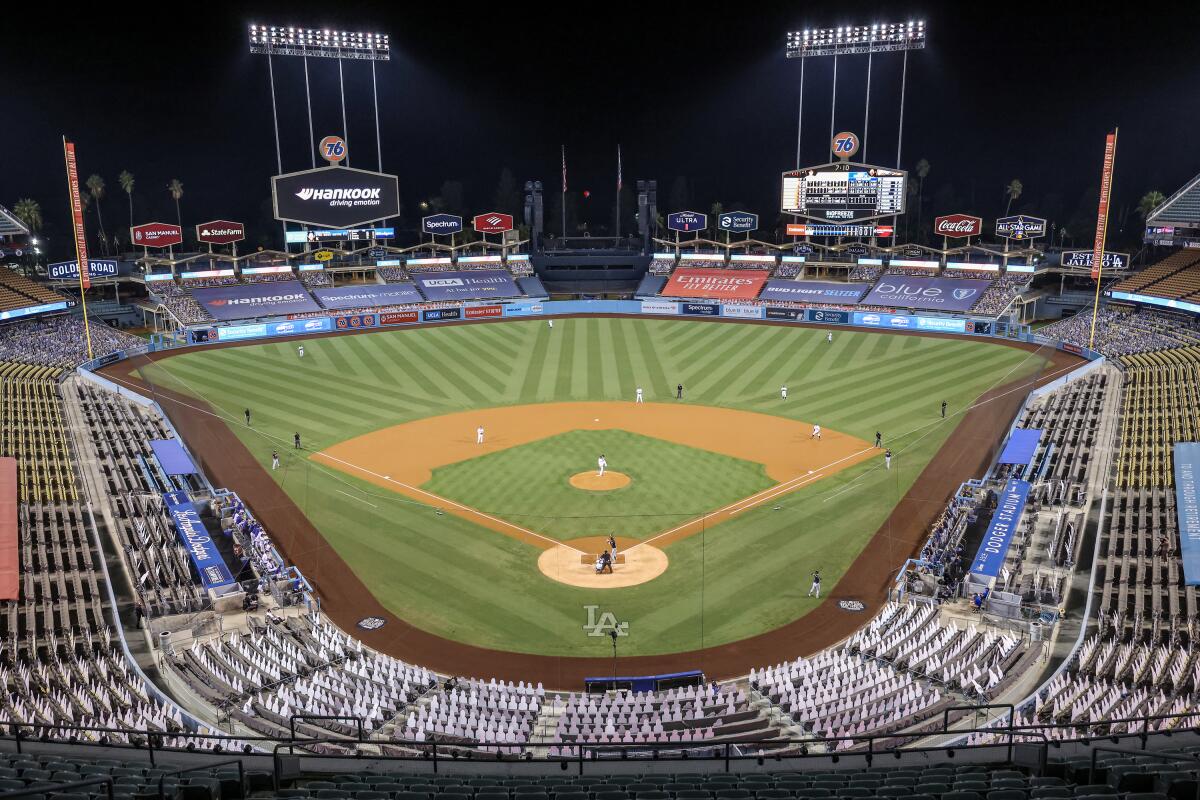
336, 489, 378, 509
627, 443, 877, 553
101, 367, 587, 555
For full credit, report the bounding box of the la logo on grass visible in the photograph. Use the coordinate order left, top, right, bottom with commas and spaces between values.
583, 605, 629, 637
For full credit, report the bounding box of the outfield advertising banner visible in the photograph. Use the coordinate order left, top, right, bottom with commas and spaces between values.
680, 301, 720, 316
1174, 443, 1200, 586
380, 311, 420, 325
759, 280, 870, 304
721, 304, 764, 319
641, 300, 679, 315
334, 314, 377, 330
423, 307, 462, 321
766, 307, 802, 320
214, 318, 332, 342
806, 309, 850, 324
465, 305, 502, 319
194, 280, 322, 320
859, 276, 991, 312
313, 284, 422, 310
414, 270, 521, 301
503, 303, 543, 317
851, 312, 968, 333
969, 479, 1031, 580
162, 491, 235, 589
662, 268, 769, 300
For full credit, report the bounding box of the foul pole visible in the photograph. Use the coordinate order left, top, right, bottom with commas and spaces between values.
62, 137, 94, 360
1088, 128, 1119, 351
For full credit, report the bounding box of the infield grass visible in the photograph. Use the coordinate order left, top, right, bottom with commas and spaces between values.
136, 318, 1050, 657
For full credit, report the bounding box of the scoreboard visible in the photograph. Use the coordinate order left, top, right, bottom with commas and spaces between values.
782, 162, 907, 223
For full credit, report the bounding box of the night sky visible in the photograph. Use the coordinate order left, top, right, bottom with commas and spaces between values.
5, 1, 1200, 258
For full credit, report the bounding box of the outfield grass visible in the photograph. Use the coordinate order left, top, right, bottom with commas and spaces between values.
424, 429, 774, 541
137, 318, 1048, 657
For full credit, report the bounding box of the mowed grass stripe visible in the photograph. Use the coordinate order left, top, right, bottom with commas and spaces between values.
151, 318, 1050, 657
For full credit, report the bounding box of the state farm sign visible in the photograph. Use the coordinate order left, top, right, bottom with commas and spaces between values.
473, 212, 514, 233
933, 214, 982, 238
195, 220, 246, 245
131, 222, 183, 248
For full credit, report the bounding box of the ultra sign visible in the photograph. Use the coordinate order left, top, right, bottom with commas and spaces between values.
667, 211, 707, 232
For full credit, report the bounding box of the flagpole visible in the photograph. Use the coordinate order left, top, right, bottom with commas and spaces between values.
1088, 128, 1118, 352
615, 145, 622, 239
561, 145, 567, 239
63, 136, 94, 361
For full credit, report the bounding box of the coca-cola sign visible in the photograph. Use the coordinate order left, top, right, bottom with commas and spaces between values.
933, 214, 982, 238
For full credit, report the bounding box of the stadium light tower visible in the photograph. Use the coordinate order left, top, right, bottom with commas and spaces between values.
248, 25, 391, 172
785, 21, 926, 168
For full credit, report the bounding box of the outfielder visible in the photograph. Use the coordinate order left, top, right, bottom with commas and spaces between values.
781, 385, 788, 400
636, 387, 644, 404
298, 345, 305, 358
808, 569, 822, 598
826, 331, 833, 343
476, 425, 485, 445
548, 319, 554, 329
597, 454, 608, 477
271, 450, 280, 471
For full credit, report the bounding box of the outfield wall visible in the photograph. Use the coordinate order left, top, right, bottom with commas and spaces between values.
98, 298, 1103, 360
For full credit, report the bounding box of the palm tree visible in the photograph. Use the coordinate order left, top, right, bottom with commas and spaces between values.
1004, 179, 1023, 216
1137, 190, 1165, 221
86, 174, 107, 254
12, 199, 42, 236
915, 159, 930, 241
118, 170, 135, 230
167, 178, 184, 231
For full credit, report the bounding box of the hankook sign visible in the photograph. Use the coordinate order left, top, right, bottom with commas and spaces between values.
271, 165, 400, 229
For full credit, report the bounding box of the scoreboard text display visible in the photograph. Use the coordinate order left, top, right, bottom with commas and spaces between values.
782, 162, 907, 223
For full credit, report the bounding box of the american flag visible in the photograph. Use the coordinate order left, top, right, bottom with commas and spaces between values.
561, 145, 567, 193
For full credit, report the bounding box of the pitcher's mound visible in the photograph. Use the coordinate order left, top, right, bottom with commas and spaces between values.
538, 536, 667, 588
569, 471, 631, 491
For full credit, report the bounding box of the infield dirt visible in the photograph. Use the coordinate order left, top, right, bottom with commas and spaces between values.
310, 401, 875, 552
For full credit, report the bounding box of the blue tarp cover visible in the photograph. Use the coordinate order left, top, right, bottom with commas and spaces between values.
998, 428, 1042, 465
149, 439, 198, 475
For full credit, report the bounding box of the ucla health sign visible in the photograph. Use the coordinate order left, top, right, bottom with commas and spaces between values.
48, 259, 119, 281
414, 270, 521, 301
969, 478, 1031, 580
163, 491, 234, 589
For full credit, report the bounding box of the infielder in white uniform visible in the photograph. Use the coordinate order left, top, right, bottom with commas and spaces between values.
811, 424, 821, 440
781, 385, 788, 400
298, 345, 305, 358
597, 454, 607, 477
635, 387, 644, 404
476, 425, 485, 444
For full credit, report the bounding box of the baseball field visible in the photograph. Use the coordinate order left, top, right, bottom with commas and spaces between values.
124, 317, 1055, 674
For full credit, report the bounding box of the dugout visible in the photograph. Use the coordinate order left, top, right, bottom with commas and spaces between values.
584, 669, 704, 694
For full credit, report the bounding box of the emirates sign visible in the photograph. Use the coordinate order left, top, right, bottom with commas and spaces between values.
195, 220, 246, 245
131, 222, 183, 248
933, 214, 982, 238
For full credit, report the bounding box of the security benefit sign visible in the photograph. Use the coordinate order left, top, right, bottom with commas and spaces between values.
272, 166, 400, 228
969, 479, 1031, 582
162, 491, 235, 589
